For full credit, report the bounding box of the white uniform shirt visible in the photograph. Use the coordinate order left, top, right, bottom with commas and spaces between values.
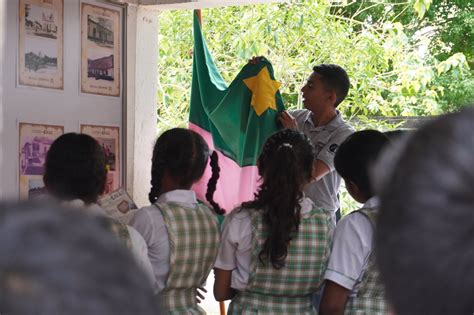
129, 189, 199, 292
291, 109, 354, 212
324, 197, 379, 295
214, 197, 316, 290
64, 199, 157, 292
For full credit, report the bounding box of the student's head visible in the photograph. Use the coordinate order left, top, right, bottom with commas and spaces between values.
0, 201, 160, 315
244, 129, 315, 269
149, 128, 223, 214
43, 133, 106, 204
375, 107, 474, 315
301, 64, 350, 111
334, 130, 389, 203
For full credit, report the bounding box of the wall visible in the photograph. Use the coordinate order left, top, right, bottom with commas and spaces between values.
1, 0, 123, 199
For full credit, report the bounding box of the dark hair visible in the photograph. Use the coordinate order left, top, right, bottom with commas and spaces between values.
148, 128, 223, 215
43, 133, 107, 204
334, 130, 389, 198
313, 64, 350, 107
0, 201, 160, 315
243, 129, 315, 269
375, 107, 474, 315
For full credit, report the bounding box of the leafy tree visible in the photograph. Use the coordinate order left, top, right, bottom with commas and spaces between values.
157, 0, 472, 133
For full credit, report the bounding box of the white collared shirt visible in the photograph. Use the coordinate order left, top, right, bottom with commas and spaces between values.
129, 190, 198, 292
214, 197, 317, 290
324, 197, 379, 294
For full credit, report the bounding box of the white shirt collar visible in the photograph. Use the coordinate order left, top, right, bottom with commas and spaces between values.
156, 189, 198, 206
363, 196, 380, 209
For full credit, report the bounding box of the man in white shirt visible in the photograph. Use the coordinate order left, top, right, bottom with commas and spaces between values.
278, 64, 354, 221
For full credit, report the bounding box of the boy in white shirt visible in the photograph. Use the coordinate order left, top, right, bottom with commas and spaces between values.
320, 130, 390, 315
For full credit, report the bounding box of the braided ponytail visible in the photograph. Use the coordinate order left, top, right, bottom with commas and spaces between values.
206, 151, 224, 215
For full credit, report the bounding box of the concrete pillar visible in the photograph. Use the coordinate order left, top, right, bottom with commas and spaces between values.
125, 5, 159, 207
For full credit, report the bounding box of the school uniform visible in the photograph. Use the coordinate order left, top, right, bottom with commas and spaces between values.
324, 197, 389, 314
64, 199, 156, 292
215, 197, 333, 314
130, 190, 220, 314
291, 109, 354, 214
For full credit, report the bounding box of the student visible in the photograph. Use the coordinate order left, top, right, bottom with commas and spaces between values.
130, 128, 222, 313
0, 202, 160, 315
43, 133, 156, 290
278, 64, 354, 221
375, 107, 474, 315
214, 129, 333, 314
320, 130, 390, 315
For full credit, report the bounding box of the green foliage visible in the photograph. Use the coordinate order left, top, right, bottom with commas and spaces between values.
157, 1, 472, 134
156, 0, 473, 212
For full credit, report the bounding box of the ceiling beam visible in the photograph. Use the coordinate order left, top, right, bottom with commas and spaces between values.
111, 0, 286, 10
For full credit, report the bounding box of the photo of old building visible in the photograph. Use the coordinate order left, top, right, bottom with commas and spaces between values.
87, 15, 113, 48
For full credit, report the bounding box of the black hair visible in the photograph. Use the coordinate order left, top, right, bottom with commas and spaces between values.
313, 64, 350, 107
43, 133, 106, 204
334, 130, 389, 199
148, 128, 224, 215
375, 107, 474, 315
243, 129, 315, 269
0, 201, 160, 315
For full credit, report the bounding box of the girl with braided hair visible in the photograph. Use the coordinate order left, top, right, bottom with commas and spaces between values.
130, 128, 222, 314
214, 129, 333, 314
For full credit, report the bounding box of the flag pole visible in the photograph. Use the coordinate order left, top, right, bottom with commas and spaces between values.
196, 9, 226, 315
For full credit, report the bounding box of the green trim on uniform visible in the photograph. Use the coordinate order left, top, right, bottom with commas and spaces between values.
344, 207, 389, 315
157, 202, 220, 314
229, 206, 333, 314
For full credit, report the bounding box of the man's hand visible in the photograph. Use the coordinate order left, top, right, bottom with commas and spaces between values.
248, 56, 264, 64
277, 111, 298, 130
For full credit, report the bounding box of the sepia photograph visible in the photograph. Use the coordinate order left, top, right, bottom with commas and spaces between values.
81, 2, 120, 97
80, 124, 120, 192
24, 4, 58, 39
87, 50, 114, 81
24, 36, 57, 74
87, 15, 114, 48
18, 0, 63, 89
19, 122, 64, 199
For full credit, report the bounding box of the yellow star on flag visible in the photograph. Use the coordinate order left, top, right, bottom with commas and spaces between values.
243, 66, 282, 116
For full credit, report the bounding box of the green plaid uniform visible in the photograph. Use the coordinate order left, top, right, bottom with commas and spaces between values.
157, 202, 220, 314
229, 206, 333, 315
345, 207, 389, 315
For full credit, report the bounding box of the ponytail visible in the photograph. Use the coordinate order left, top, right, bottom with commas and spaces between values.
243, 129, 314, 269
206, 151, 225, 215
259, 144, 302, 269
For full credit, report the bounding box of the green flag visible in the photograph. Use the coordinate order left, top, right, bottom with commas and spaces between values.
189, 10, 285, 167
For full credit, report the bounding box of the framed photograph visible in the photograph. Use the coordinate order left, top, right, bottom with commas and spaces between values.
80, 2, 121, 97
80, 124, 120, 193
18, 122, 64, 199
18, 0, 64, 89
